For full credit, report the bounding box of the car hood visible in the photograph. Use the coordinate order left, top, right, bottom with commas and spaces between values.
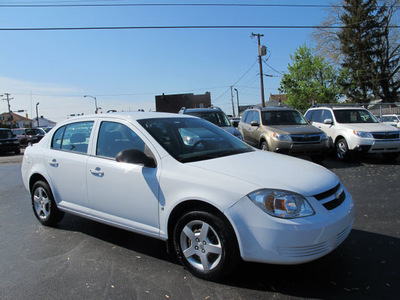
265, 124, 322, 135
221, 126, 242, 136
338, 123, 399, 132
190, 150, 338, 197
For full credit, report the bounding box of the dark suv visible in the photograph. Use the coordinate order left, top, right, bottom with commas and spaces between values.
11, 128, 45, 146
238, 106, 329, 162
0, 128, 21, 154
179, 107, 242, 139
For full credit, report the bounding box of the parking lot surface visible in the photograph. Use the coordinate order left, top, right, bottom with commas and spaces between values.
0, 153, 399, 299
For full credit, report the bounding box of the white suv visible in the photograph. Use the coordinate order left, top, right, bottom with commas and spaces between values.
305, 106, 400, 161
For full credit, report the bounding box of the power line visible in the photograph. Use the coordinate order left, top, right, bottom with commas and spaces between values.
213, 60, 258, 103
1, 24, 398, 31
0, 3, 345, 8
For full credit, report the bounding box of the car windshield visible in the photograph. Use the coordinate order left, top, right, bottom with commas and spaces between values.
333, 109, 379, 124
0, 130, 14, 139
26, 129, 43, 135
261, 110, 308, 125
382, 116, 399, 122
185, 111, 232, 127
138, 117, 252, 163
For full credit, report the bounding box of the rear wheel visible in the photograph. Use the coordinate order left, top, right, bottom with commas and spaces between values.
31, 181, 64, 226
173, 210, 239, 281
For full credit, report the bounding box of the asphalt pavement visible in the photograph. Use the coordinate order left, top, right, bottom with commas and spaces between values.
0, 153, 399, 300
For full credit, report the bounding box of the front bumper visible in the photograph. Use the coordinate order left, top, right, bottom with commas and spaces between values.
349, 137, 400, 154
0, 142, 20, 153
225, 188, 354, 264
270, 139, 330, 156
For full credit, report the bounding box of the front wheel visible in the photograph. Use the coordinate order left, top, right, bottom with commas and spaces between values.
336, 139, 351, 161
261, 141, 269, 151
173, 210, 239, 281
383, 152, 400, 161
31, 181, 64, 226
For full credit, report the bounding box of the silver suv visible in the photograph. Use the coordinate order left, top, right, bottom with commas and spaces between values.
238, 106, 329, 162
305, 105, 400, 161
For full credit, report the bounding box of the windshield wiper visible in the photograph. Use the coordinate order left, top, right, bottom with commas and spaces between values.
179, 149, 251, 163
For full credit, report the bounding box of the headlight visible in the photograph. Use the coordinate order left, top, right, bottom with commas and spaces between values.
320, 132, 328, 140
273, 133, 291, 141
353, 130, 373, 138
248, 189, 315, 219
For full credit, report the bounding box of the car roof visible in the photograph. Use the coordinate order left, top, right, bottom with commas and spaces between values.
182, 108, 223, 113
57, 111, 197, 126
308, 106, 367, 110
247, 106, 296, 111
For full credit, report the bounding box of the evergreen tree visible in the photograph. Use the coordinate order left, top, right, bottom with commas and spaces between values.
374, 2, 400, 102
314, 0, 400, 103
339, 0, 381, 102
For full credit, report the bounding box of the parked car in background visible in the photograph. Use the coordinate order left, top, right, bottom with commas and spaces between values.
11, 128, 45, 146
305, 106, 400, 161
21, 112, 354, 280
238, 106, 329, 163
228, 116, 241, 127
0, 128, 21, 154
380, 114, 400, 128
39, 127, 54, 133
179, 107, 242, 140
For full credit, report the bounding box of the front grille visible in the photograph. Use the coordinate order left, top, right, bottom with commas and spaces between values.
291, 134, 321, 143
372, 132, 399, 140
337, 225, 352, 246
313, 183, 346, 210
314, 183, 340, 200
279, 241, 330, 258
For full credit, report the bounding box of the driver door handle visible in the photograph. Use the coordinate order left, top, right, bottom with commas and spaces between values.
48, 159, 59, 167
90, 167, 104, 177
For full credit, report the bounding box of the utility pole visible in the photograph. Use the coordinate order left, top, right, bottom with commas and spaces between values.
1, 93, 13, 113
230, 86, 236, 117
251, 33, 266, 107
234, 88, 240, 116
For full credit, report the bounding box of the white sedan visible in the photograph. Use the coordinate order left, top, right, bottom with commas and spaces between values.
21, 112, 354, 280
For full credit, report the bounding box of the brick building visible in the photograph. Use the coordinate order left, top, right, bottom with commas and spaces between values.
155, 92, 211, 113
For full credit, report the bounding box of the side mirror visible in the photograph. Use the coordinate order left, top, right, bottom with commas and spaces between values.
324, 118, 333, 125
116, 149, 157, 168
250, 120, 259, 127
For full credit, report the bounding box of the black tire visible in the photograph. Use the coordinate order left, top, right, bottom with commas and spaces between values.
310, 154, 324, 164
336, 138, 351, 161
383, 152, 400, 161
173, 210, 240, 281
20, 138, 28, 147
261, 141, 269, 151
31, 181, 64, 226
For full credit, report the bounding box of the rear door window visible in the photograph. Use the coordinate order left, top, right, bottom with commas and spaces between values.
51, 121, 94, 154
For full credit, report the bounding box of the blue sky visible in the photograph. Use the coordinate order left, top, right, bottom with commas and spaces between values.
0, 0, 332, 122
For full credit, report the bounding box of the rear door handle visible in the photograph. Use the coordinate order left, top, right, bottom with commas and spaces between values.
48, 159, 58, 167
90, 167, 104, 177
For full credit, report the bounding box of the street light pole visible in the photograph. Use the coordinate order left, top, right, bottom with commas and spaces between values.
234, 88, 240, 116
36, 102, 40, 127
84, 95, 99, 114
